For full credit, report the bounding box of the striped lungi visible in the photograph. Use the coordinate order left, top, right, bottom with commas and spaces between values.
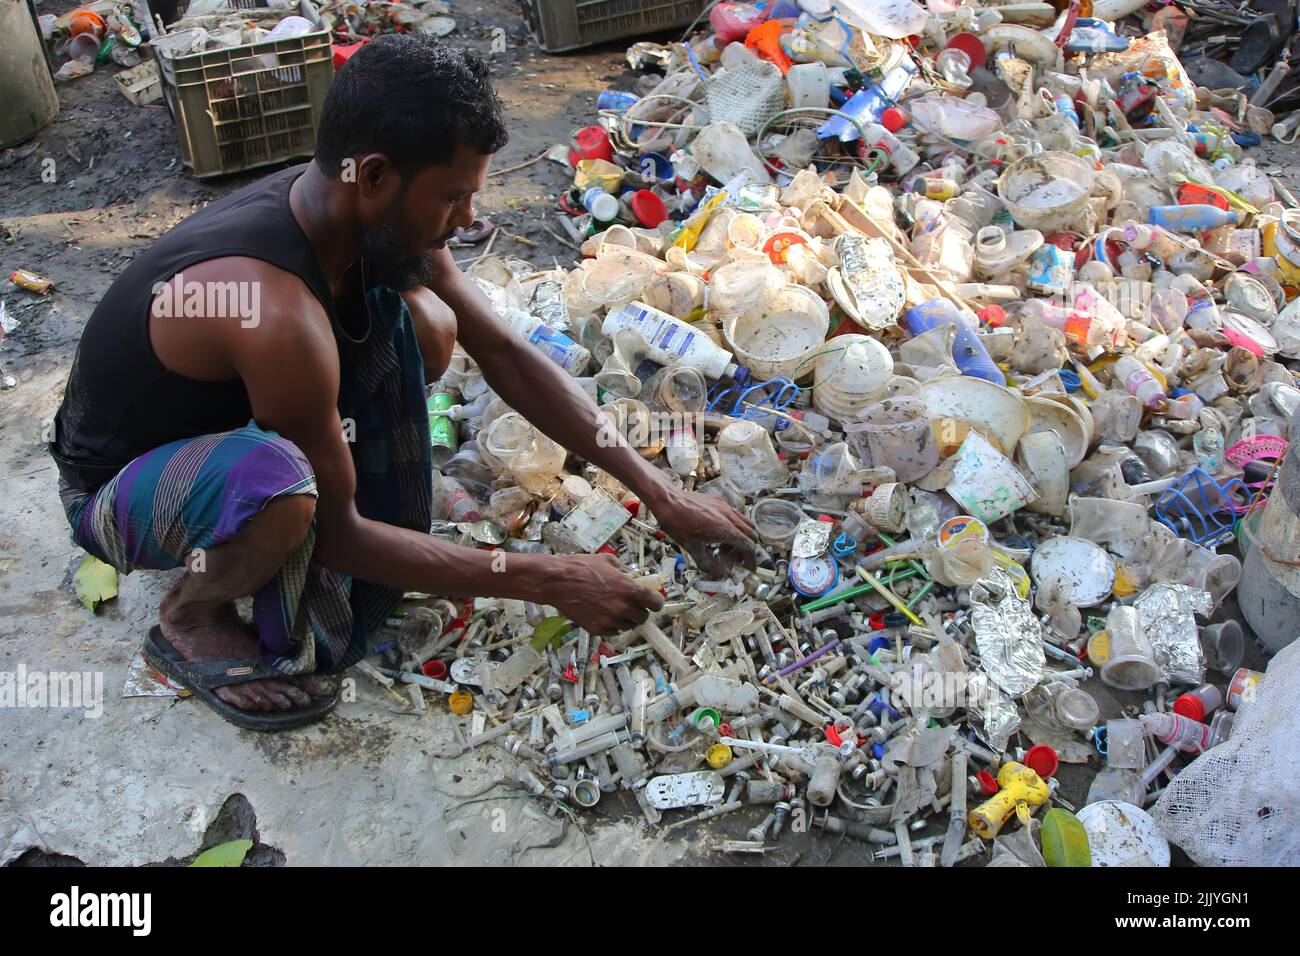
56, 284, 433, 675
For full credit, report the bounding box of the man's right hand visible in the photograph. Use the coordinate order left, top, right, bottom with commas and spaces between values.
544, 553, 665, 637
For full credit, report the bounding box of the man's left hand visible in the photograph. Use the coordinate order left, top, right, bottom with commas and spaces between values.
651, 487, 759, 576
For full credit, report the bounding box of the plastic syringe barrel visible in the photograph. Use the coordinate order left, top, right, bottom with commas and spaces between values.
904, 299, 1006, 385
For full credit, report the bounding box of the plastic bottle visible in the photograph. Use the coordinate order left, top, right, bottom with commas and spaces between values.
1140, 712, 1215, 754
903, 298, 1005, 384
1148, 205, 1241, 233
1172, 273, 1221, 330
432, 474, 483, 523
503, 308, 591, 376
603, 301, 742, 380
665, 426, 699, 476
861, 122, 920, 175
1113, 356, 1167, 410
1172, 684, 1223, 722
907, 177, 961, 201
1192, 426, 1225, 473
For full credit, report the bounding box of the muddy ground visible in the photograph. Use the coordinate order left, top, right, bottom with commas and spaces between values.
0, 1, 1292, 866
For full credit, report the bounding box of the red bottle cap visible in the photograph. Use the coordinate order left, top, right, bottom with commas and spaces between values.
630, 189, 667, 228
1024, 744, 1059, 781
979, 304, 1006, 328
1172, 693, 1206, 722
881, 107, 907, 133
976, 769, 1000, 796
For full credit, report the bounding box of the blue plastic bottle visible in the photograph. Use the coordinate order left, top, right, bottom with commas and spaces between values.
1148, 205, 1240, 233
904, 299, 1006, 384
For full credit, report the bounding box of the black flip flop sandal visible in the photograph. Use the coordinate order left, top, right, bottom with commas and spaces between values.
143, 626, 338, 731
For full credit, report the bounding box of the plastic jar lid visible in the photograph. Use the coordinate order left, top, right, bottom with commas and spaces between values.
789, 555, 839, 597
1055, 686, 1100, 731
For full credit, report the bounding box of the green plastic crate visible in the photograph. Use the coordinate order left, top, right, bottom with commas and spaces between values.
154, 20, 333, 178
521, 0, 709, 53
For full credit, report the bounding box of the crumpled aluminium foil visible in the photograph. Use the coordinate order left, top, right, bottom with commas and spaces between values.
969, 569, 1047, 697
968, 669, 1020, 753
1135, 582, 1210, 686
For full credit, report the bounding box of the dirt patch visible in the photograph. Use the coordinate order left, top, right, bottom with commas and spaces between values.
252, 713, 397, 773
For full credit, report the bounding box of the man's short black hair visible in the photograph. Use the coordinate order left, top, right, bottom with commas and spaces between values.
315, 34, 509, 179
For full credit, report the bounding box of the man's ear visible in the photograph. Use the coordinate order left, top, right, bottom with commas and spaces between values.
353, 153, 400, 198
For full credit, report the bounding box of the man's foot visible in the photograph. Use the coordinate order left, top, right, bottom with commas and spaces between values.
159, 579, 311, 713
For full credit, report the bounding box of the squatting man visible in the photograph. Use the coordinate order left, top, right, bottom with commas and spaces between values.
50, 35, 756, 730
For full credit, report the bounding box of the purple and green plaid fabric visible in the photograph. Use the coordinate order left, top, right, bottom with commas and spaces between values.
57, 284, 433, 674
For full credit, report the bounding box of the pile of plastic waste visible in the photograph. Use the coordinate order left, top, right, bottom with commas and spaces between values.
372, 0, 1300, 866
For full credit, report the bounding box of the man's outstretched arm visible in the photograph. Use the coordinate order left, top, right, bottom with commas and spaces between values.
219, 267, 661, 635
427, 246, 758, 573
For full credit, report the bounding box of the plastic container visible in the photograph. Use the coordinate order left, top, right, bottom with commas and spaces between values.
644, 364, 707, 413
1055, 687, 1100, 731
846, 397, 939, 483
581, 187, 619, 222
155, 12, 333, 178
919, 376, 1031, 456
723, 285, 830, 380
691, 121, 772, 185
603, 301, 741, 380
946, 431, 1037, 524
482, 412, 567, 496
717, 421, 788, 495
750, 497, 804, 546
786, 61, 830, 109
904, 299, 1005, 385
1199, 620, 1244, 675
1100, 605, 1160, 691
1172, 684, 1223, 722
811, 335, 894, 420
709, 260, 785, 317
998, 152, 1097, 232
1226, 668, 1264, 710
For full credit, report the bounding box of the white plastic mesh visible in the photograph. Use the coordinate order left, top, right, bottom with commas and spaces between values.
1150, 640, 1300, 866
703, 60, 787, 138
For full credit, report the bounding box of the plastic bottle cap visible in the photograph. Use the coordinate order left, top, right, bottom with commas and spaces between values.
976, 769, 999, 796
1024, 744, 1059, 780
881, 107, 906, 133
1172, 693, 1206, 722
631, 189, 667, 228
979, 304, 1006, 328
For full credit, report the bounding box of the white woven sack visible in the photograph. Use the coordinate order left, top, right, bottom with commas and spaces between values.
1150, 639, 1300, 866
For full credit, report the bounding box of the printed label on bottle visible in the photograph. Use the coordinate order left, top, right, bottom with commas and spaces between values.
528, 325, 581, 370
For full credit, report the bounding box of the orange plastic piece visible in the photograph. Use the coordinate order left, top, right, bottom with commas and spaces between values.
744, 19, 793, 74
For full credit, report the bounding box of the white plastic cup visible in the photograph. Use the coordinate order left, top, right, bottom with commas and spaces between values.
1101, 605, 1161, 691
786, 61, 830, 109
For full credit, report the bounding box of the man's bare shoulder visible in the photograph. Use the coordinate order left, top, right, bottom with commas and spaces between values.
154, 256, 330, 339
